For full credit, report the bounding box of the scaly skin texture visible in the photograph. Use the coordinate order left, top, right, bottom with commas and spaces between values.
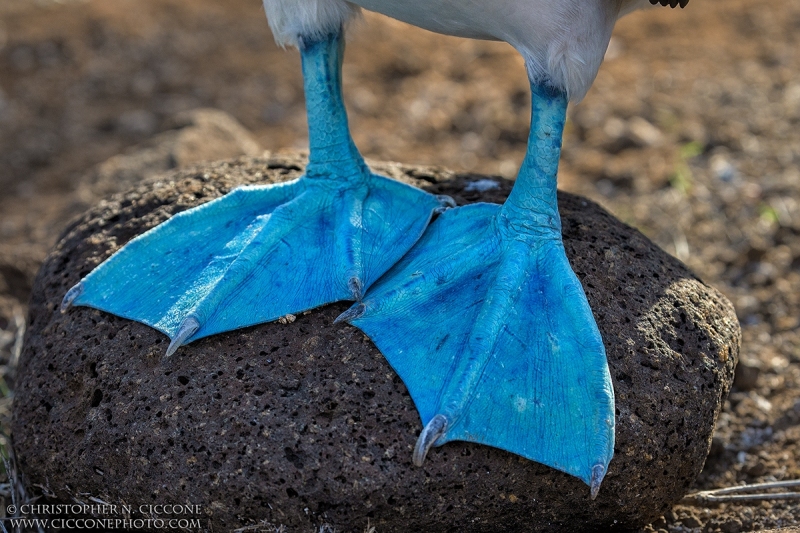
346, 84, 615, 496
18, 154, 739, 532
62, 31, 445, 352
62, 26, 614, 496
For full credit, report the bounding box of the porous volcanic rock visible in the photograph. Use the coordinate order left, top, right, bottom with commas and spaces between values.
12, 153, 739, 532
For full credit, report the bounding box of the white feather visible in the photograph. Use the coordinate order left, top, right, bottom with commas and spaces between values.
263, 0, 361, 48
264, 0, 656, 100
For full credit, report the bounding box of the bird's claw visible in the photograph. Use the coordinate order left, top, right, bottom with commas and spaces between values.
166, 316, 200, 357
413, 414, 448, 467
434, 195, 457, 214
348, 276, 364, 301
590, 464, 606, 500
334, 303, 366, 324
60, 282, 85, 313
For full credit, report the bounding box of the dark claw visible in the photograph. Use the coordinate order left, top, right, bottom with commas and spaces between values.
348, 277, 364, 301
166, 317, 200, 357
437, 195, 457, 208
590, 463, 606, 500
60, 282, 85, 313
334, 303, 366, 324
434, 195, 457, 214
413, 414, 448, 467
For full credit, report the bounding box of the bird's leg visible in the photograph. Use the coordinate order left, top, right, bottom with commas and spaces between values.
300, 31, 367, 185
61, 29, 449, 355
341, 83, 615, 498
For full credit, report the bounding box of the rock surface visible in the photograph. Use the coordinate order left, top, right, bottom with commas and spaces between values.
12, 154, 739, 532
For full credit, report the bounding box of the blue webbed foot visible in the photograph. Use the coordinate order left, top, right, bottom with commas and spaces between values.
340, 83, 615, 497
343, 204, 615, 495
61, 29, 451, 354
62, 168, 446, 354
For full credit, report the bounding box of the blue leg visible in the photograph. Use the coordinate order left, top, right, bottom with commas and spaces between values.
61, 30, 449, 355
341, 84, 615, 498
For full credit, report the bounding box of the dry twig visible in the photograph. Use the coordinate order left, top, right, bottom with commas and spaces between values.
682, 480, 800, 504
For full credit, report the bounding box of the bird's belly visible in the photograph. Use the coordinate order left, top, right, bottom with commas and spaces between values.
350, 0, 514, 41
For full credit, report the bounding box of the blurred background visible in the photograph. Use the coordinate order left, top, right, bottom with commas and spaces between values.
0, 0, 799, 530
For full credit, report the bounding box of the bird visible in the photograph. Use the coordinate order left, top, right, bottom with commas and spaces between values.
61, 0, 689, 499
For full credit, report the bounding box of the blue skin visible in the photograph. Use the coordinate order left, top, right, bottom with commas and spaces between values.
62, 31, 448, 355
342, 83, 615, 497
63, 30, 615, 496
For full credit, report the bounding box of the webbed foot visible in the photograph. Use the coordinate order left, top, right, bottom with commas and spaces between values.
341, 204, 614, 492
62, 170, 446, 352
61, 29, 450, 354
340, 83, 616, 497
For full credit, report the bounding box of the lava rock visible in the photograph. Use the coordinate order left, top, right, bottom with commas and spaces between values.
12, 153, 740, 532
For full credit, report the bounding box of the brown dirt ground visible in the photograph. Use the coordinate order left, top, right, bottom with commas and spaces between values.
0, 0, 799, 531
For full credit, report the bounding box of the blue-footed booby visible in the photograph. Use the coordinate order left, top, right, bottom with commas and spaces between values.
62, 0, 689, 498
